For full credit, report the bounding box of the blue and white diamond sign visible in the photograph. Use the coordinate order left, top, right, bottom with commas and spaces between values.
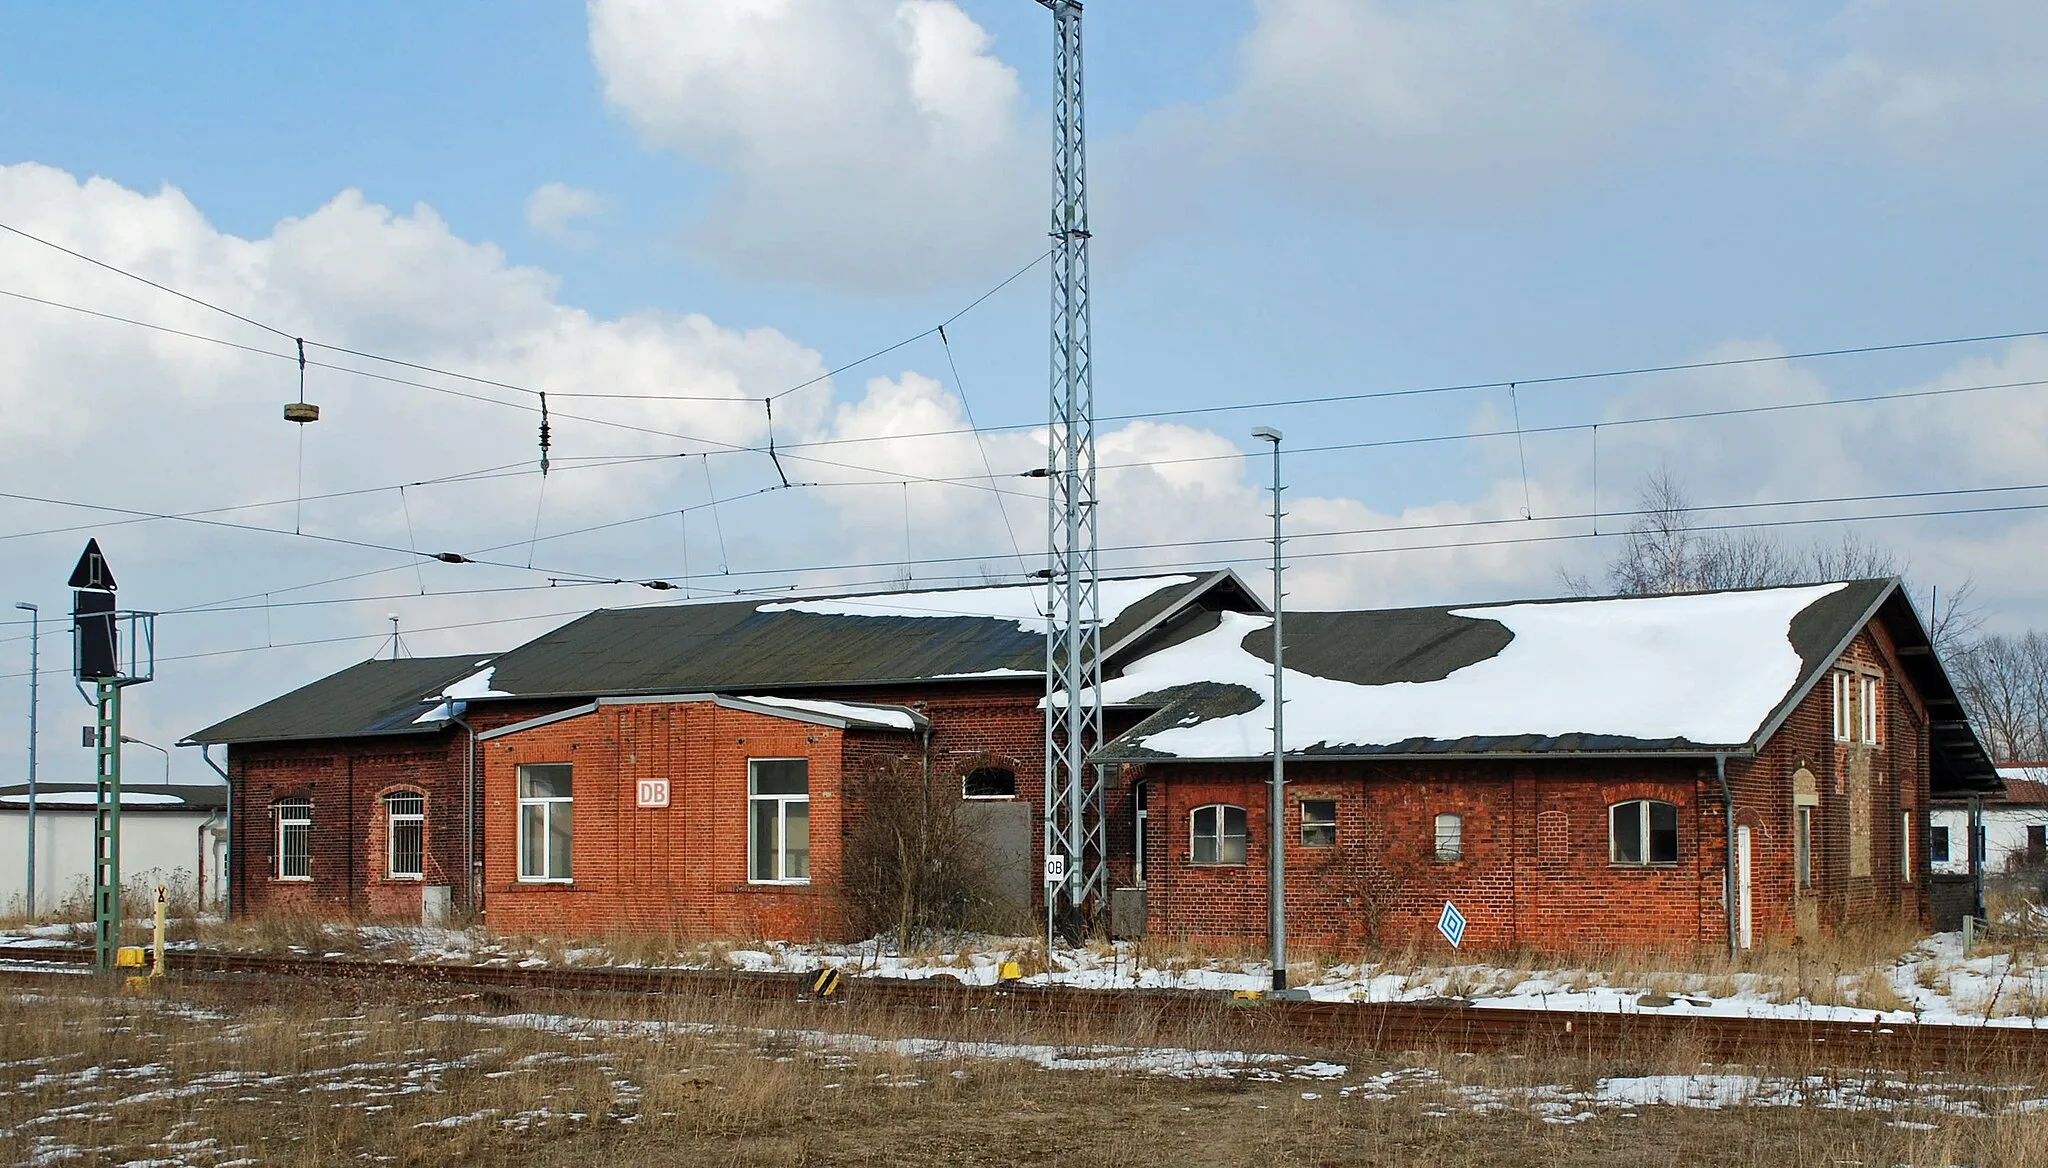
1437, 901, 1467, 949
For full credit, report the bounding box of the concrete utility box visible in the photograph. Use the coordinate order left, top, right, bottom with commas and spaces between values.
422, 885, 452, 927
1110, 887, 1147, 939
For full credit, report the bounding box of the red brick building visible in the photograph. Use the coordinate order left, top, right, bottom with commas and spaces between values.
184, 572, 1257, 937
185, 573, 1995, 954
1093, 578, 1997, 955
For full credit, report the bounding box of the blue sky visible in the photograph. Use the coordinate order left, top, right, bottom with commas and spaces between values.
2, 0, 2047, 780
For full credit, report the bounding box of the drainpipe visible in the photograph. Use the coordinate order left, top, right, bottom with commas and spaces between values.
1968, 793, 1984, 923
1715, 754, 1736, 960
198, 745, 232, 916
450, 706, 478, 918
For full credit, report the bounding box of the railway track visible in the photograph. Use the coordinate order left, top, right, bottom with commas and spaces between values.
4, 944, 2041, 1073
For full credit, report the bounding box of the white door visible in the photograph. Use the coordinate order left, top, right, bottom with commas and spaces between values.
1737, 826, 1754, 951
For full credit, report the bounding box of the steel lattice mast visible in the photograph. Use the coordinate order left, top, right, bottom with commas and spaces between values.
1039, 0, 1103, 944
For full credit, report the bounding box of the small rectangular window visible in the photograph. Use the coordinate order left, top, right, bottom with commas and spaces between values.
1191, 805, 1247, 866
749, 759, 810, 883
1796, 806, 1814, 889
1929, 825, 1950, 864
275, 797, 311, 881
386, 792, 424, 880
2029, 825, 2047, 864
1434, 813, 1463, 862
1861, 676, 1880, 745
1832, 671, 1851, 742
1300, 799, 1337, 848
1901, 812, 1913, 883
517, 764, 573, 882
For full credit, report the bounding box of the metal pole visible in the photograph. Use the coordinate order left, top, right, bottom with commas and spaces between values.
121, 736, 168, 784
93, 680, 122, 972
1253, 428, 1285, 991
13, 602, 36, 917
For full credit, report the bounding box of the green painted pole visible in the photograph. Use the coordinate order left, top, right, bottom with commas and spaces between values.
92, 680, 121, 972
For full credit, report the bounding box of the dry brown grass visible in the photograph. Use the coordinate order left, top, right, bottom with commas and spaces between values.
6, 971, 2048, 1167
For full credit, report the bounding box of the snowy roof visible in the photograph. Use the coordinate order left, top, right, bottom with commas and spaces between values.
0, 783, 226, 812
184, 655, 502, 746
1093, 579, 1993, 783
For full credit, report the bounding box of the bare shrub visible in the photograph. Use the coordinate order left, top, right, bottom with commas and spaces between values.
841, 754, 1005, 950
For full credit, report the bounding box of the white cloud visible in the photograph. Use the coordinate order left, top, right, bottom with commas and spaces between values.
586, 0, 1039, 292
1140, 0, 1649, 210
523, 182, 607, 247
1720, 0, 2048, 156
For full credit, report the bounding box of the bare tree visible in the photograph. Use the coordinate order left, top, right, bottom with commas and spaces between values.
1952, 632, 2048, 761
841, 754, 1005, 949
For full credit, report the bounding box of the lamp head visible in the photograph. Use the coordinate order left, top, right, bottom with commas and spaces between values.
1251, 426, 1282, 444
13, 602, 33, 612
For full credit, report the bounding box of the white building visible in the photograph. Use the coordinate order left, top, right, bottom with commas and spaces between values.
1930, 766, 2048, 878
1, 783, 228, 916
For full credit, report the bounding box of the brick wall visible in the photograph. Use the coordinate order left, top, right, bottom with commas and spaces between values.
1133, 624, 1933, 955
227, 734, 468, 920
478, 700, 930, 941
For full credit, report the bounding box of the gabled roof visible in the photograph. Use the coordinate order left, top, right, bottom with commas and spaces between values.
1092, 578, 1998, 793
181, 654, 499, 746
181, 572, 1262, 748
470, 571, 1257, 700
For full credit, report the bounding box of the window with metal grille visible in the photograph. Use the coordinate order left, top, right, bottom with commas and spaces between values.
274, 797, 311, 880
1610, 800, 1679, 865
386, 792, 424, 879
1190, 804, 1247, 865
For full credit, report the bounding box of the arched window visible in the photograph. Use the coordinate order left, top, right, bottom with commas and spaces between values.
1190, 804, 1247, 866
1610, 800, 1679, 865
963, 766, 1016, 799
385, 791, 425, 879
273, 796, 311, 880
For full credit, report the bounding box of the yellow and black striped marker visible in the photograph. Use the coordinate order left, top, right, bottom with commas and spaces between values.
810, 968, 843, 998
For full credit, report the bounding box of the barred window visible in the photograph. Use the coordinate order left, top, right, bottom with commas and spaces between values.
386, 792, 424, 880
275, 797, 311, 880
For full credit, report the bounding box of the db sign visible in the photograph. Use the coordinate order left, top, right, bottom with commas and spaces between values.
636, 779, 671, 809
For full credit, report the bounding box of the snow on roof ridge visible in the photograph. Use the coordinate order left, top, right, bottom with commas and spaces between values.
735, 695, 922, 732
1100, 582, 1847, 757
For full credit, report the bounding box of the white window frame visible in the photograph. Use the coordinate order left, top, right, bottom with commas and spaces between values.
1833, 669, 1880, 745
1189, 804, 1247, 866
517, 764, 573, 883
385, 791, 425, 880
1299, 799, 1337, 848
1832, 670, 1853, 742
748, 758, 811, 885
1861, 675, 1880, 745
275, 797, 311, 881
1434, 813, 1463, 862
1609, 799, 1680, 866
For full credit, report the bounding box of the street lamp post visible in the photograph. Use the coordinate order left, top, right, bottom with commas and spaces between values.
121, 736, 170, 785
1251, 427, 1286, 992
13, 602, 36, 917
